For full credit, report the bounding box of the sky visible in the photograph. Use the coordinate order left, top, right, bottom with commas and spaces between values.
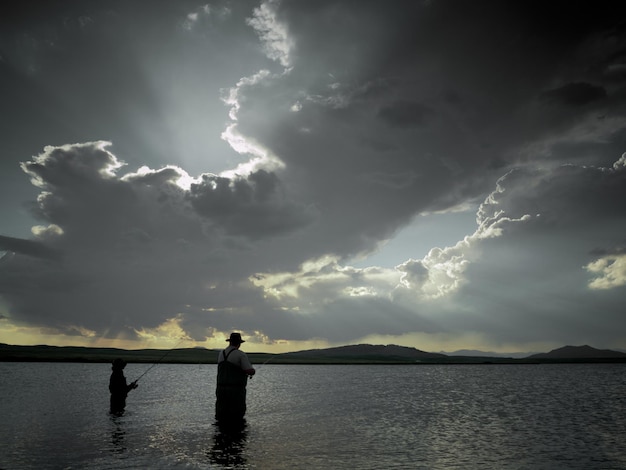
1, 0, 626, 354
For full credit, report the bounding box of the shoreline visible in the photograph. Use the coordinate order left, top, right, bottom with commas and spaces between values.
2, 343, 625, 365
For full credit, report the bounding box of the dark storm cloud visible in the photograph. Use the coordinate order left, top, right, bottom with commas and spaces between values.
377, 101, 437, 129
0, 0, 263, 191
431, 155, 626, 344
0, 235, 59, 260
188, 169, 313, 238
540, 82, 607, 107
236, 0, 626, 225
2, 0, 626, 350
0, 142, 313, 340
476, 157, 626, 228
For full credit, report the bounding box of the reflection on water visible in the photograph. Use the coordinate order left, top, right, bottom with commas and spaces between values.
208, 420, 248, 468
1, 363, 625, 469
109, 415, 127, 454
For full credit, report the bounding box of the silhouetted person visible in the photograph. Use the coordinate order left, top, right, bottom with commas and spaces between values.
109, 358, 138, 415
215, 333, 255, 423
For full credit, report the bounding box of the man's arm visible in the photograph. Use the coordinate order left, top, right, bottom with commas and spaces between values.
239, 351, 256, 376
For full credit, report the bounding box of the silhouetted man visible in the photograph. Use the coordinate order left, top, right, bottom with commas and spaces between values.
109, 358, 138, 415
215, 333, 256, 423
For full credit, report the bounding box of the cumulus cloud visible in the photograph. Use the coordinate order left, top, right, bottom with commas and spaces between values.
586, 254, 626, 290
188, 169, 313, 238
248, 154, 626, 346
2, 0, 626, 351
419, 156, 626, 344
0, 141, 314, 341
246, 0, 293, 68
2, 143, 626, 348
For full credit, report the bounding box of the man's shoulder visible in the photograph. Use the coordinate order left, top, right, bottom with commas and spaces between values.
229, 348, 247, 358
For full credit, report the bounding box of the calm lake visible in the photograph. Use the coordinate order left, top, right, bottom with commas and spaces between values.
1, 362, 625, 469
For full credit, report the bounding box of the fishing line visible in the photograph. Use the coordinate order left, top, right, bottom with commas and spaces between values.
248, 356, 275, 380
257, 356, 275, 369
132, 339, 185, 383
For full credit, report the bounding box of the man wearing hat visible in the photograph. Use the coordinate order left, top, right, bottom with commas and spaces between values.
109, 358, 138, 415
215, 332, 256, 422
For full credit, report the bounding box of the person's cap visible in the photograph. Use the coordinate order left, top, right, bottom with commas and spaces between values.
112, 358, 127, 368
226, 332, 245, 343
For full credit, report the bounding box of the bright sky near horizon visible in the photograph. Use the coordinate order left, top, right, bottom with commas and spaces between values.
1, 0, 626, 354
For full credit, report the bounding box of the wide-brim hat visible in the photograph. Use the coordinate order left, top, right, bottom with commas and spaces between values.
226, 332, 245, 343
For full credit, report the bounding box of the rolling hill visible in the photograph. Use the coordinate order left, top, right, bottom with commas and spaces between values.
1, 342, 625, 364
527, 345, 626, 359
280, 343, 448, 363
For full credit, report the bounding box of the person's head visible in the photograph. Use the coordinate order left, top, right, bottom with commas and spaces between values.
112, 358, 127, 370
226, 332, 245, 348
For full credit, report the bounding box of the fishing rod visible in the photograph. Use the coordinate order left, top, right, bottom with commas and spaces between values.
132, 340, 185, 383
248, 355, 275, 380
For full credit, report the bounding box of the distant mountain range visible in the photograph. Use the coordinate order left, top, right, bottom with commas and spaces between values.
527, 345, 626, 359
281, 344, 626, 362
1, 342, 625, 364
444, 345, 626, 359
441, 349, 535, 359
281, 344, 448, 361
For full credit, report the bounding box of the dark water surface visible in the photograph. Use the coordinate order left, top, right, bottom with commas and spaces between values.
1, 362, 625, 469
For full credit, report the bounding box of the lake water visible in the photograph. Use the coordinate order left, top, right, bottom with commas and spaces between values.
1, 362, 625, 469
